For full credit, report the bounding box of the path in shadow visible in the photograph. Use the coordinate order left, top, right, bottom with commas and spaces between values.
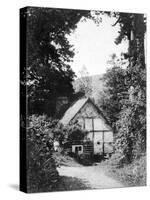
55, 176, 90, 192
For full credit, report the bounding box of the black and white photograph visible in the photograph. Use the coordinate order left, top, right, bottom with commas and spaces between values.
20, 6, 146, 193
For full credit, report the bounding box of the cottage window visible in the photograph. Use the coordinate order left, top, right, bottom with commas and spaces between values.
75, 146, 82, 152
78, 146, 82, 151
75, 146, 78, 152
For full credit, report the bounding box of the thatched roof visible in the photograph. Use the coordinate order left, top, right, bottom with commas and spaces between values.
60, 97, 88, 125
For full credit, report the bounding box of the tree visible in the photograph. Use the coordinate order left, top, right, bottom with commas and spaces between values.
112, 13, 146, 161
73, 65, 93, 97
98, 13, 146, 162
20, 7, 90, 116
99, 54, 128, 128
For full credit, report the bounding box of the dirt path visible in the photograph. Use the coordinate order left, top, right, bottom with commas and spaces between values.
57, 164, 124, 189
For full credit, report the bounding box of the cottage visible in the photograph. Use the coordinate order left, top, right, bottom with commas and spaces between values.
60, 97, 114, 156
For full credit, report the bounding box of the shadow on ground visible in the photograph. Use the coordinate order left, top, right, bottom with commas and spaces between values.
9, 184, 19, 191
55, 176, 90, 192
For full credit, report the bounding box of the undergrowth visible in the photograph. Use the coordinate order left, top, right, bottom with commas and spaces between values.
104, 153, 146, 187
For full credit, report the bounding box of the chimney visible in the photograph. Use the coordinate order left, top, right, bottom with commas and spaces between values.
56, 96, 69, 114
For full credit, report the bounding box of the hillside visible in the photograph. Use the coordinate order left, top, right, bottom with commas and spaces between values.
73, 74, 106, 104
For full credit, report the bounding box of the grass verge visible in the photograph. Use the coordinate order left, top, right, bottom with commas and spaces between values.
104, 154, 146, 187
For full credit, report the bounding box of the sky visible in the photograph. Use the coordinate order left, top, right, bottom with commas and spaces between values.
67, 15, 129, 77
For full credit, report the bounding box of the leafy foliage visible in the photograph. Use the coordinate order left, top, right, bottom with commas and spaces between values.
99, 59, 128, 128
65, 123, 87, 143
26, 114, 89, 192
20, 7, 90, 116
73, 66, 93, 97
77, 153, 93, 166
26, 115, 64, 192
115, 13, 146, 161
106, 154, 146, 186
100, 13, 146, 162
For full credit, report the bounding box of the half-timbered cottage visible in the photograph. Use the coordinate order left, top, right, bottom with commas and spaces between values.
60, 97, 114, 156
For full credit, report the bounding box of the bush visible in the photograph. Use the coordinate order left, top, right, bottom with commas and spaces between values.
106, 152, 129, 168
66, 123, 87, 143
124, 155, 146, 186
105, 152, 146, 186
26, 115, 59, 192
77, 154, 93, 166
